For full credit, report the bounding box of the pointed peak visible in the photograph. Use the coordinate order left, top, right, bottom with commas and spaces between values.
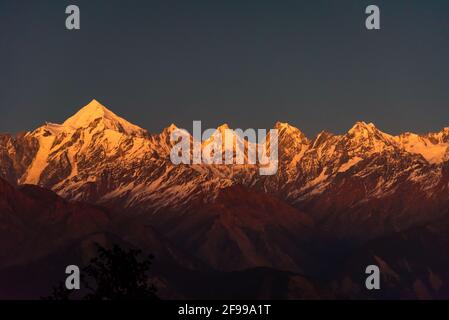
161, 123, 179, 135
275, 121, 294, 129
274, 122, 308, 140
82, 99, 108, 112
352, 121, 376, 129
212, 124, 233, 138
348, 121, 378, 135
88, 98, 102, 105
167, 123, 178, 131
274, 121, 303, 132
200, 123, 235, 145
62, 100, 147, 136
346, 121, 397, 150
63, 100, 110, 128
159, 124, 191, 142
217, 123, 231, 131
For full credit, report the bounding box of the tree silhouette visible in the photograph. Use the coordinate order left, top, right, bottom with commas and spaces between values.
82, 244, 158, 300
46, 244, 158, 300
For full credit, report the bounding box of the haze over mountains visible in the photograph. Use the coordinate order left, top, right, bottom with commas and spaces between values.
1, 100, 449, 299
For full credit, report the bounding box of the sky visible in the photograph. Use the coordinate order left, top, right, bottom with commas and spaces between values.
0, 0, 448, 137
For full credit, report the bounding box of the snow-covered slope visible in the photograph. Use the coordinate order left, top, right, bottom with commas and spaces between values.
63, 99, 148, 137
395, 132, 449, 164
1, 100, 448, 240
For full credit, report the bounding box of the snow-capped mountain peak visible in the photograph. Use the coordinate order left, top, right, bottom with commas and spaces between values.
347, 121, 396, 143
1, 100, 449, 221
217, 123, 231, 130
274, 121, 293, 129
274, 122, 309, 147
203, 124, 234, 143
62, 99, 147, 136
347, 121, 378, 136
344, 121, 398, 153
159, 123, 181, 137
166, 123, 179, 131
275, 122, 303, 135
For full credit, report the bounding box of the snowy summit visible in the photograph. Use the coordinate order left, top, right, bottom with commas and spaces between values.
62, 99, 147, 136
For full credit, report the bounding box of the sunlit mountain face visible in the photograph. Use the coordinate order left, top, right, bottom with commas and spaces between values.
1, 100, 449, 299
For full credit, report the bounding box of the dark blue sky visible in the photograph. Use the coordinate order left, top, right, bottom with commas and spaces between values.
0, 0, 448, 136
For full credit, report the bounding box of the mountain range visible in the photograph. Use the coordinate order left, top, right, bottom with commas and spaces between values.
1, 99, 449, 299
